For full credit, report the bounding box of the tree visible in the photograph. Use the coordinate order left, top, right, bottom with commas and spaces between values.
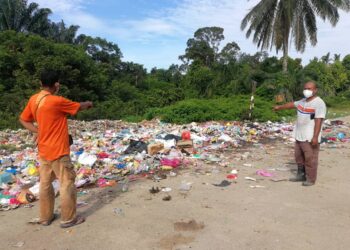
0, 0, 51, 34
48, 20, 79, 44
179, 27, 225, 68
334, 53, 341, 62
76, 35, 122, 64
342, 54, 350, 71
321, 52, 331, 64
218, 42, 241, 64
241, 0, 350, 72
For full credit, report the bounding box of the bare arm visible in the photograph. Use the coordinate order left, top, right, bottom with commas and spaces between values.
273, 102, 295, 111
19, 119, 38, 133
79, 101, 93, 111
311, 118, 323, 146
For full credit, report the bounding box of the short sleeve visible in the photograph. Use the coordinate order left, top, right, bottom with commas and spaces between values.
20, 99, 34, 122
315, 100, 327, 119
58, 97, 81, 116
293, 99, 303, 108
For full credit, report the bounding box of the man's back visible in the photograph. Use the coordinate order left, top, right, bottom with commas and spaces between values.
20, 90, 80, 161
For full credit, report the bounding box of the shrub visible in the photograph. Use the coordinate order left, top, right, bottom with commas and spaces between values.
145, 96, 294, 124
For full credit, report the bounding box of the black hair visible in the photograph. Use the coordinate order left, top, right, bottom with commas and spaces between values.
40, 69, 60, 87
306, 80, 318, 89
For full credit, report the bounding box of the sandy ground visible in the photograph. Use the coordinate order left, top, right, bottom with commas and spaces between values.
1, 118, 350, 250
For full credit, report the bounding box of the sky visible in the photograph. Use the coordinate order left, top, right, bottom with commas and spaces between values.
30, 0, 350, 70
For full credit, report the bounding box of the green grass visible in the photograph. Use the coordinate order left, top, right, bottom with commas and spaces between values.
145, 96, 294, 124
324, 96, 350, 119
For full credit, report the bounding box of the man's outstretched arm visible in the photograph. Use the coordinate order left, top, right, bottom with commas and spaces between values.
79, 101, 93, 111
273, 102, 296, 111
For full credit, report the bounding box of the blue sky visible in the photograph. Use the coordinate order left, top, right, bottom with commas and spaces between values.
31, 0, 350, 70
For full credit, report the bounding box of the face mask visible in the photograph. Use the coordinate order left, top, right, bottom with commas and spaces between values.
303, 89, 313, 98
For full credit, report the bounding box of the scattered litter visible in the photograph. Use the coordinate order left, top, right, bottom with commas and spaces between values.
179, 182, 192, 191
161, 187, 172, 192
174, 220, 205, 231
226, 174, 238, 180
13, 241, 25, 248
256, 170, 274, 177
271, 178, 288, 182
245, 177, 257, 182
250, 185, 265, 188
162, 195, 172, 201
213, 180, 232, 187
268, 167, 289, 172
113, 208, 124, 216
149, 186, 160, 194
77, 201, 88, 208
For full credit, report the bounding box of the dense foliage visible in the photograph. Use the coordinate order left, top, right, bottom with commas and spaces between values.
0, 1, 350, 129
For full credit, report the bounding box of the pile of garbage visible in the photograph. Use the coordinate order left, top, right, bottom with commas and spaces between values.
0, 119, 348, 210
322, 120, 350, 146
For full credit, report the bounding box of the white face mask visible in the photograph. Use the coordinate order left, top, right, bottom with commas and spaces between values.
303, 89, 313, 98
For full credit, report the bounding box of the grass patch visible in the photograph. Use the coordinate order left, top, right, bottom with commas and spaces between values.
325, 96, 350, 119
145, 96, 294, 124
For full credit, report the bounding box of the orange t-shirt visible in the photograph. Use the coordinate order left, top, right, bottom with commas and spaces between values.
20, 90, 80, 161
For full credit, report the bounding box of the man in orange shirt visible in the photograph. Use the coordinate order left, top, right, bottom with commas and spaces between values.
20, 69, 93, 228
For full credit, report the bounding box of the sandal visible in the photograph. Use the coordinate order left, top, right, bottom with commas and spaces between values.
60, 216, 85, 228
28, 214, 57, 226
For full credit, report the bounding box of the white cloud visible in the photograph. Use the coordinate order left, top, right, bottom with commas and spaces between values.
126, 18, 178, 35
30, 0, 104, 32
31, 0, 84, 13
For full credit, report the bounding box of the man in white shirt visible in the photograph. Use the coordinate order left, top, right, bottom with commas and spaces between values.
274, 81, 327, 186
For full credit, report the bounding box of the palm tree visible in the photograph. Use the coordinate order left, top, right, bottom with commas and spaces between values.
241, 0, 350, 72
48, 20, 79, 44
321, 52, 331, 64
0, 0, 51, 35
333, 53, 341, 62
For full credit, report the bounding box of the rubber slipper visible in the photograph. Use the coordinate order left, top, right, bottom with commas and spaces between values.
60, 216, 85, 228
28, 214, 58, 226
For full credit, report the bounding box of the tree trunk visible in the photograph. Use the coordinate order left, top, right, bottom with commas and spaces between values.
282, 34, 289, 73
